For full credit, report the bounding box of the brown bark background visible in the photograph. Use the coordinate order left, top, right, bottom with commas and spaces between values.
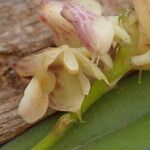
0, 0, 131, 144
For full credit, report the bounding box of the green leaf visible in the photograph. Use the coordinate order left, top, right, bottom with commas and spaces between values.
2, 71, 150, 150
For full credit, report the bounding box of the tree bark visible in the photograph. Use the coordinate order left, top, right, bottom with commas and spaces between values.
0, 0, 55, 144
0, 0, 131, 144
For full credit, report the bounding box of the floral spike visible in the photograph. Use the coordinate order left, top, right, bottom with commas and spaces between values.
61, 2, 115, 56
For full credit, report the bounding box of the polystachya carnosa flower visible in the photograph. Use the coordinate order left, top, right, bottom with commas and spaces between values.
61, 2, 132, 67
14, 45, 108, 123
39, 0, 102, 47
61, 2, 114, 55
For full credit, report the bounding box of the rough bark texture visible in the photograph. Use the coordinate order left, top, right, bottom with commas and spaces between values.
0, 0, 54, 144
0, 0, 131, 144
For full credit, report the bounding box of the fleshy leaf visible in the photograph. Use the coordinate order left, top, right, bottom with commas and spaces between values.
61, 2, 115, 55
3, 72, 150, 150
49, 69, 84, 112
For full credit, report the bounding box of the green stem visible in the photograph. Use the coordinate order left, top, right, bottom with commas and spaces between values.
32, 114, 76, 150
33, 45, 134, 150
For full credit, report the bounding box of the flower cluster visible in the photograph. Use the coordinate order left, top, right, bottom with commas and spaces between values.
15, 45, 107, 123
14, 0, 150, 123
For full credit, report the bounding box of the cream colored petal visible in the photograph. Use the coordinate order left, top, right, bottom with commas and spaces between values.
133, 0, 150, 38
77, 47, 91, 57
100, 53, 113, 68
115, 25, 131, 44
75, 51, 108, 84
133, 0, 150, 50
73, 0, 102, 14
14, 47, 64, 77
91, 17, 115, 54
62, 3, 114, 55
37, 71, 56, 94
131, 50, 150, 66
44, 47, 65, 68
78, 70, 91, 95
63, 50, 79, 74
14, 54, 44, 77
49, 69, 84, 112
18, 77, 49, 123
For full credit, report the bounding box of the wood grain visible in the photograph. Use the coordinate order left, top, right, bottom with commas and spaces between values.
0, 0, 55, 144
0, 0, 131, 144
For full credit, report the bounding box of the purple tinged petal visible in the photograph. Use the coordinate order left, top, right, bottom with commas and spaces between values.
61, 2, 115, 55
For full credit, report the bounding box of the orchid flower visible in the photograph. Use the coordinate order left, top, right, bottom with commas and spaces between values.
61, 2, 132, 67
61, 2, 114, 55
14, 45, 107, 123
39, 0, 102, 47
